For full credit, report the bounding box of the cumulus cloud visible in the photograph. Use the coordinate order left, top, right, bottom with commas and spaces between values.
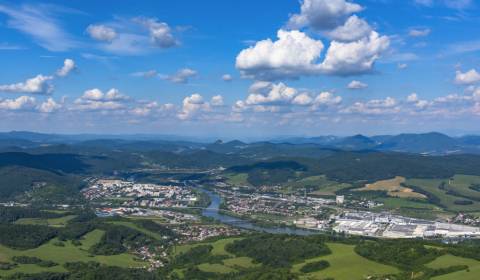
347, 80, 368, 89
56, 58, 76, 77
236, 29, 325, 80
236, 82, 341, 114
38, 97, 62, 113
236, 29, 389, 80
312, 91, 342, 107
161, 68, 197, 84
73, 88, 129, 111
222, 74, 233, 82
211, 95, 224, 106
288, 0, 363, 31
342, 97, 398, 114
0, 74, 54, 95
178, 93, 211, 120
86, 24, 117, 42
407, 93, 430, 110
455, 69, 480, 85
407, 93, 419, 102
320, 31, 390, 76
398, 63, 408, 69
245, 82, 299, 106
326, 15, 372, 42
408, 28, 431, 37
135, 17, 178, 48
0, 96, 36, 110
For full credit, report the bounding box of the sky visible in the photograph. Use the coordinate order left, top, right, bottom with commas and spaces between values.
1, 0, 480, 138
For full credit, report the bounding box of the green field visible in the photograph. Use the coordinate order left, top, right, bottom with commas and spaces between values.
0, 229, 145, 276
283, 175, 351, 196
406, 177, 480, 212
108, 220, 166, 240
292, 243, 399, 280
225, 173, 250, 186
427, 254, 480, 280
174, 237, 258, 274
14, 215, 77, 227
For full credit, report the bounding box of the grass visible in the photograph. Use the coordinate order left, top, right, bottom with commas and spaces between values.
357, 177, 426, 199
284, 175, 351, 196
0, 229, 145, 276
173, 237, 243, 257
406, 177, 480, 212
225, 173, 250, 186
222, 257, 258, 269
14, 215, 77, 227
197, 263, 236, 274
426, 254, 480, 280
107, 220, 165, 240
292, 243, 399, 280
173, 237, 258, 274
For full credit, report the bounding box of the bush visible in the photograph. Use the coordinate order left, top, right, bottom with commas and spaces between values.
300, 260, 330, 273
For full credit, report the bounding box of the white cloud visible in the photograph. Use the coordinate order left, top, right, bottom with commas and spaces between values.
288, 0, 363, 31
86, 24, 117, 42
0, 4, 77, 51
398, 63, 408, 69
161, 68, 197, 84
245, 82, 298, 105
342, 97, 398, 114
407, 93, 419, 102
56, 58, 76, 77
0, 96, 36, 110
135, 17, 178, 48
347, 80, 368, 89
0, 74, 54, 95
455, 69, 480, 85
222, 74, 233, 82
320, 31, 390, 76
237, 82, 341, 113
292, 93, 313, 106
236, 29, 324, 80
101, 33, 151, 55
236, 28, 389, 80
38, 97, 62, 113
326, 15, 372, 42
211, 95, 224, 106
444, 0, 472, 9
312, 91, 342, 107
414, 0, 472, 9
414, 0, 434, 6
178, 93, 211, 120
73, 88, 129, 111
408, 28, 431, 37
131, 70, 158, 78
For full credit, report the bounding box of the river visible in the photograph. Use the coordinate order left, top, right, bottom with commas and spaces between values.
200, 189, 319, 236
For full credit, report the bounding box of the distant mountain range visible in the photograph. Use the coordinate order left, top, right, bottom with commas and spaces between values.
2, 131, 480, 155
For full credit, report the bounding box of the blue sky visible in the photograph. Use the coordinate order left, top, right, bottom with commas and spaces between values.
1, 0, 480, 138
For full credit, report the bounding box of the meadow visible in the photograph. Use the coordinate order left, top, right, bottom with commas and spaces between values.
0, 229, 145, 277
292, 243, 399, 280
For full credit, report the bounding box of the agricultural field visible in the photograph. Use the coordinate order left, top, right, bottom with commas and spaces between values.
356, 176, 426, 199
224, 173, 250, 187
427, 254, 480, 280
172, 237, 258, 275
284, 175, 351, 196
406, 177, 480, 212
14, 215, 77, 227
107, 220, 166, 240
0, 229, 145, 277
292, 243, 399, 280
